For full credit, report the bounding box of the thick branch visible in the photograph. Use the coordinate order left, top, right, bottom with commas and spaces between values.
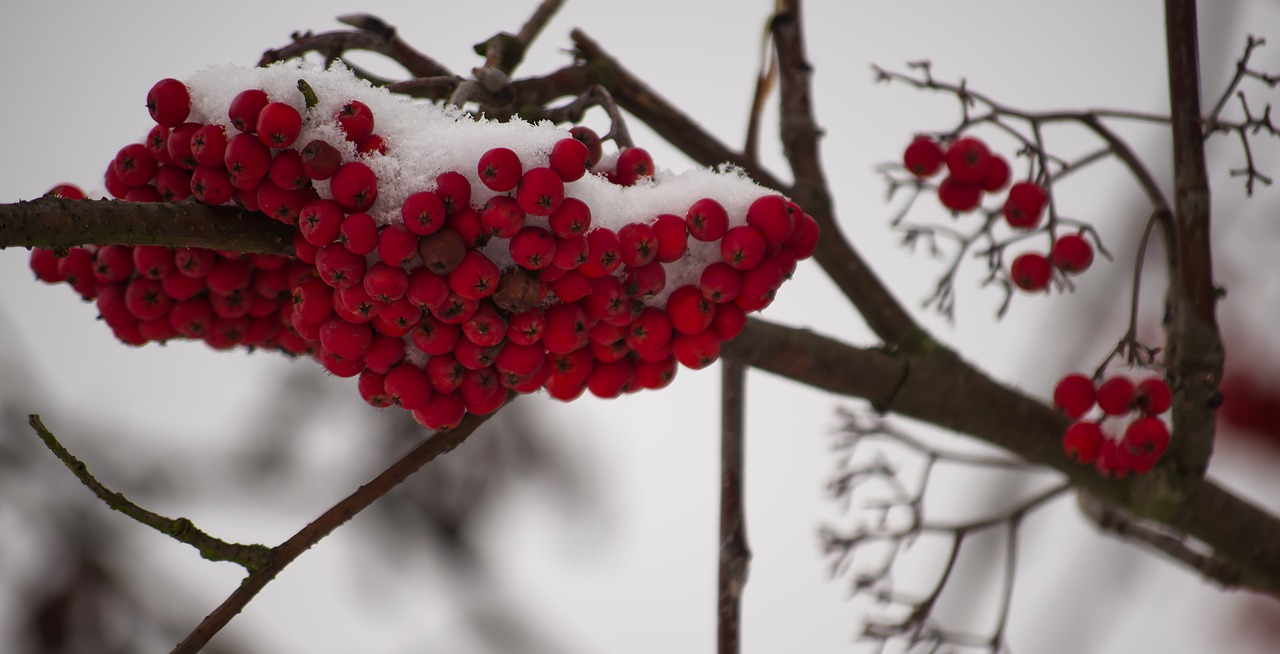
723, 317, 1280, 597
1163, 0, 1223, 476
0, 198, 293, 254
29, 415, 272, 572
172, 408, 500, 654
260, 26, 452, 78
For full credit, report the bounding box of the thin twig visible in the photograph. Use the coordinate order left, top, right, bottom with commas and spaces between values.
718, 359, 750, 654
171, 407, 502, 654
29, 415, 273, 572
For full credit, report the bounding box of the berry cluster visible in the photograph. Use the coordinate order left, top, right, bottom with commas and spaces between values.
1053, 373, 1172, 478
29, 66, 818, 430
902, 135, 1096, 293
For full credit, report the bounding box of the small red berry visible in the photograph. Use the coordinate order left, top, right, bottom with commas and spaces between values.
337, 100, 375, 143
1123, 417, 1171, 462
257, 102, 303, 149
1096, 376, 1136, 416
1053, 373, 1096, 419
1135, 378, 1173, 415
146, 79, 191, 127
517, 167, 565, 216
721, 225, 767, 270
330, 162, 378, 212
686, 198, 729, 242
569, 126, 604, 168
944, 137, 991, 184
1010, 253, 1051, 292
228, 89, 270, 133
1051, 235, 1094, 274
746, 195, 794, 246
300, 139, 342, 180
477, 147, 522, 192
903, 136, 945, 178
1003, 182, 1047, 229
549, 137, 590, 182
980, 155, 1011, 192
1062, 421, 1104, 464
937, 176, 982, 213
402, 191, 448, 236
613, 147, 654, 186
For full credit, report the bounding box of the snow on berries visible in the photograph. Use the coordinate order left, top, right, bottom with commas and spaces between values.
30, 62, 818, 430
1053, 371, 1173, 478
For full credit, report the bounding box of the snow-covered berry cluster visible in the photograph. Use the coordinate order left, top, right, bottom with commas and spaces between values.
29, 62, 818, 430
902, 134, 1096, 293
1053, 373, 1172, 478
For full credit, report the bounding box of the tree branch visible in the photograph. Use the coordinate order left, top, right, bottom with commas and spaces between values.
718, 359, 750, 654
28, 415, 273, 572
1163, 0, 1224, 477
171, 407, 501, 654
0, 198, 293, 254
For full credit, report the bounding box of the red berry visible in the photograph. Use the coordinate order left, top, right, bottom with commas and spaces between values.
746, 195, 794, 246
613, 147, 654, 186
411, 315, 460, 355
417, 228, 466, 274
155, 165, 193, 201
944, 137, 991, 184
341, 212, 380, 255
672, 329, 721, 370
1053, 373, 1096, 419
268, 148, 308, 190
634, 355, 678, 390
166, 122, 201, 170
190, 125, 228, 168
256, 181, 317, 224
549, 137, 590, 182
448, 251, 500, 300
1003, 182, 1047, 229
481, 195, 526, 238
653, 213, 689, 263
124, 277, 171, 321
363, 262, 410, 303
358, 370, 392, 408
903, 136, 945, 177
510, 226, 556, 270
330, 162, 378, 212
29, 248, 65, 283
320, 316, 373, 360
543, 303, 590, 354
1010, 253, 1051, 292
1135, 378, 1172, 415
618, 223, 658, 267
686, 198, 729, 242
462, 304, 508, 347
413, 392, 466, 430
625, 260, 666, 300
257, 102, 303, 149
402, 191, 448, 236
578, 228, 622, 278
549, 197, 592, 238
224, 133, 272, 182
298, 199, 345, 247
980, 155, 1011, 192
376, 224, 418, 267
337, 100, 375, 143
46, 183, 87, 200
937, 176, 982, 213
588, 359, 635, 398
315, 243, 367, 289
721, 225, 767, 270
1051, 235, 1094, 274
385, 363, 432, 411
1122, 417, 1171, 462
667, 285, 715, 335
477, 147, 522, 192
228, 89, 269, 133
356, 133, 388, 155
507, 309, 546, 346
114, 143, 158, 187
190, 166, 234, 206
433, 171, 471, 214
146, 79, 191, 127
569, 126, 604, 168
1094, 439, 1132, 479
145, 126, 172, 165
1097, 376, 1135, 416
711, 302, 747, 341
1062, 421, 1104, 464
517, 167, 564, 216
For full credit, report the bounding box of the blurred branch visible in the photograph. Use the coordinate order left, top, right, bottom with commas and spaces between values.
718, 360, 750, 654
1163, 0, 1223, 478
172, 405, 503, 654
28, 415, 274, 572
260, 17, 452, 77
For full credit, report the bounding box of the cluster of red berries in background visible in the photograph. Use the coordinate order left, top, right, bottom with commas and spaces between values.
902, 135, 1096, 293
1052, 372, 1172, 478
29, 72, 819, 431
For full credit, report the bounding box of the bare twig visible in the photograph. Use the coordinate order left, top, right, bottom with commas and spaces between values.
718, 360, 750, 654
260, 18, 452, 78
28, 415, 273, 572
171, 407, 502, 654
